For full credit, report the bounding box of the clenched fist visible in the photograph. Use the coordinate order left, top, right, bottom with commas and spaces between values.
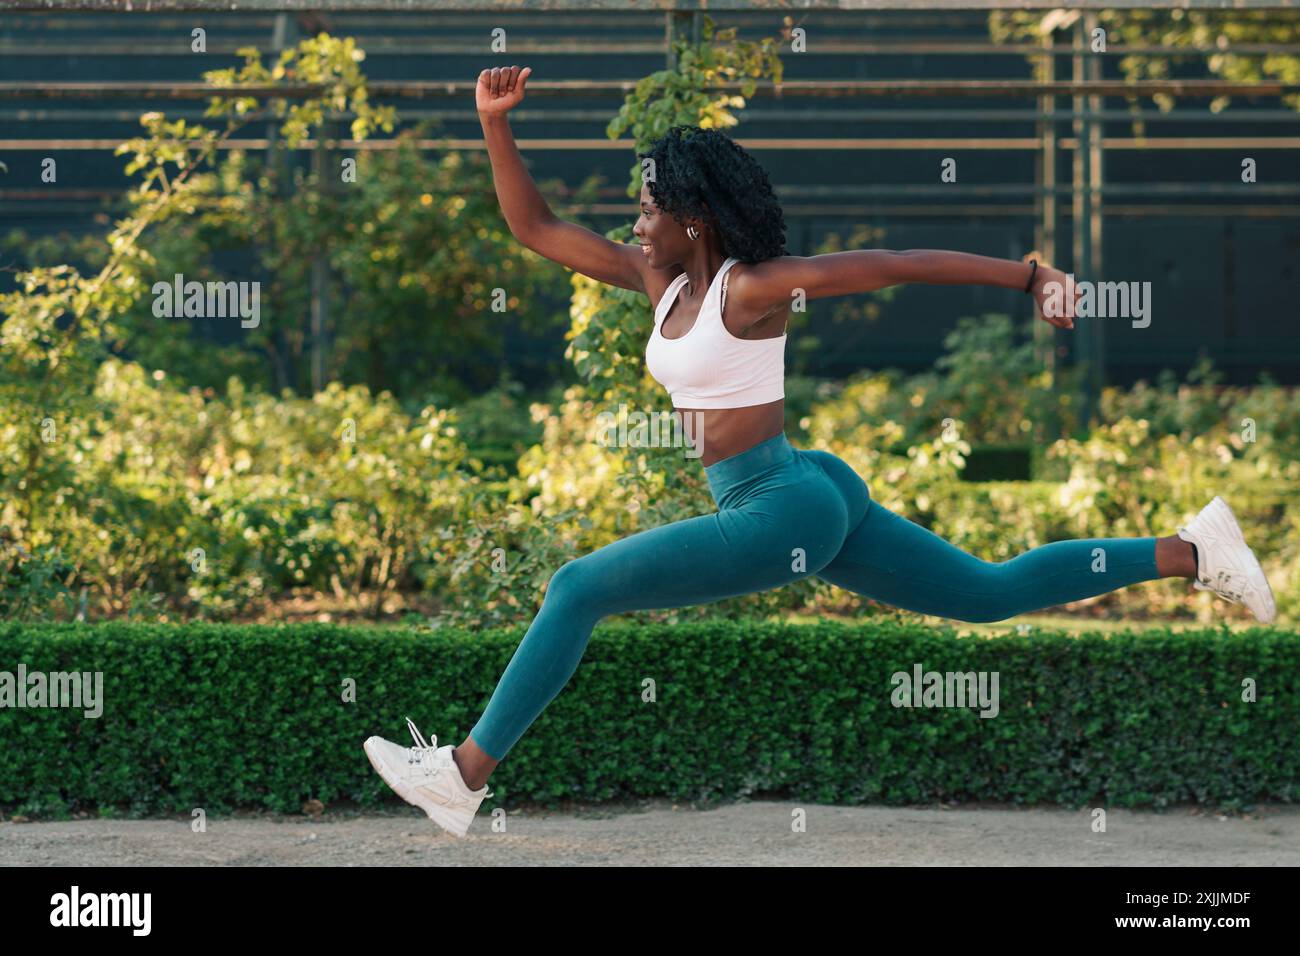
476, 66, 532, 115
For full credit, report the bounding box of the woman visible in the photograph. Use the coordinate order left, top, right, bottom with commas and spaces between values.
364, 65, 1277, 838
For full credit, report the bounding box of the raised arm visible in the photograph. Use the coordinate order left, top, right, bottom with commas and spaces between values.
729, 250, 1077, 330
477, 66, 648, 293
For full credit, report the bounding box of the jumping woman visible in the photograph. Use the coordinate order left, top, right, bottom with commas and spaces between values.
364, 65, 1277, 837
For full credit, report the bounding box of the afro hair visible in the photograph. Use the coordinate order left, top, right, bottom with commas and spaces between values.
637, 125, 788, 263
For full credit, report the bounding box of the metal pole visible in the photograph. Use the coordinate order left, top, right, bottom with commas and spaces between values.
311, 118, 329, 394
266, 12, 294, 393
1087, 10, 1105, 415
1072, 16, 1096, 432
9, 79, 1299, 99
666, 9, 698, 70
1035, 22, 1058, 388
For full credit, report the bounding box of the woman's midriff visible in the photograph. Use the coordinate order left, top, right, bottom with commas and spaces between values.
672, 398, 786, 467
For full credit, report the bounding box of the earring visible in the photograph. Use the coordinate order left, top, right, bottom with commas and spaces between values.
687, 225, 699, 240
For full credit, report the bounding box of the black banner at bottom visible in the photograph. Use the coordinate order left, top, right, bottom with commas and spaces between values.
0, 865, 1291, 942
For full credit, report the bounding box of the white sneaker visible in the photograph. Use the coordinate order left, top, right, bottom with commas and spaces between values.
1177, 496, 1276, 624
363, 717, 493, 838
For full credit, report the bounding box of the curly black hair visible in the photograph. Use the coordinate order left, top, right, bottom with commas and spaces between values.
637, 125, 788, 263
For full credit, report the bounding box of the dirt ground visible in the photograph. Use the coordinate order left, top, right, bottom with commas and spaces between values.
3, 800, 1297, 866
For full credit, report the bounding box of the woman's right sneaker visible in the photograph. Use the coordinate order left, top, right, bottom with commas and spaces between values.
1177, 496, 1277, 624
363, 717, 493, 838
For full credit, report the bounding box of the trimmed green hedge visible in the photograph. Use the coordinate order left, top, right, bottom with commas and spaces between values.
1, 620, 1295, 817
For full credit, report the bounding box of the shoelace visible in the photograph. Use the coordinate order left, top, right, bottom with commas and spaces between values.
1195, 568, 1246, 603
403, 716, 494, 799
404, 716, 448, 774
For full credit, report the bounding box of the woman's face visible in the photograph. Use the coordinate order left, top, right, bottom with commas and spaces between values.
633, 183, 690, 268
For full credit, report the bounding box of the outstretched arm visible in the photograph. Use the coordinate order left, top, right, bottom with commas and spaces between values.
478, 65, 647, 293
730, 250, 1078, 330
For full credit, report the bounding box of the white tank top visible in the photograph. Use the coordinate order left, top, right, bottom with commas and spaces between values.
644, 257, 786, 409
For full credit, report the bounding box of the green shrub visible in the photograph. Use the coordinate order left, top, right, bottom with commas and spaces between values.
0, 542, 76, 621
0, 620, 1294, 816
3, 359, 479, 620
450, 375, 551, 479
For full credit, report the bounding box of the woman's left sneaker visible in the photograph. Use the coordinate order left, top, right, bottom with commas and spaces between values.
363, 717, 493, 838
1177, 496, 1277, 624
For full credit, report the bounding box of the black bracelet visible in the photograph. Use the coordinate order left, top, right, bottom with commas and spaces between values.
1024, 259, 1038, 294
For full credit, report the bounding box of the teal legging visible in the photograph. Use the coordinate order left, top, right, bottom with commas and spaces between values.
468, 432, 1159, 760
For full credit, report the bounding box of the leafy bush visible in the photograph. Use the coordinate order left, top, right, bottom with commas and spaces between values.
450, 374, 551, 477
3, 357, 479, 620
0, 541, 76, 621
2, 620, 1294, 816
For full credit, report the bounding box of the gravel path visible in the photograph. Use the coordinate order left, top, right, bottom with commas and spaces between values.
4, 801, 1298, 866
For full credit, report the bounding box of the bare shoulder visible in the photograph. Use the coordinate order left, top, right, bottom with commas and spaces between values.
724, 254, 809, 311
